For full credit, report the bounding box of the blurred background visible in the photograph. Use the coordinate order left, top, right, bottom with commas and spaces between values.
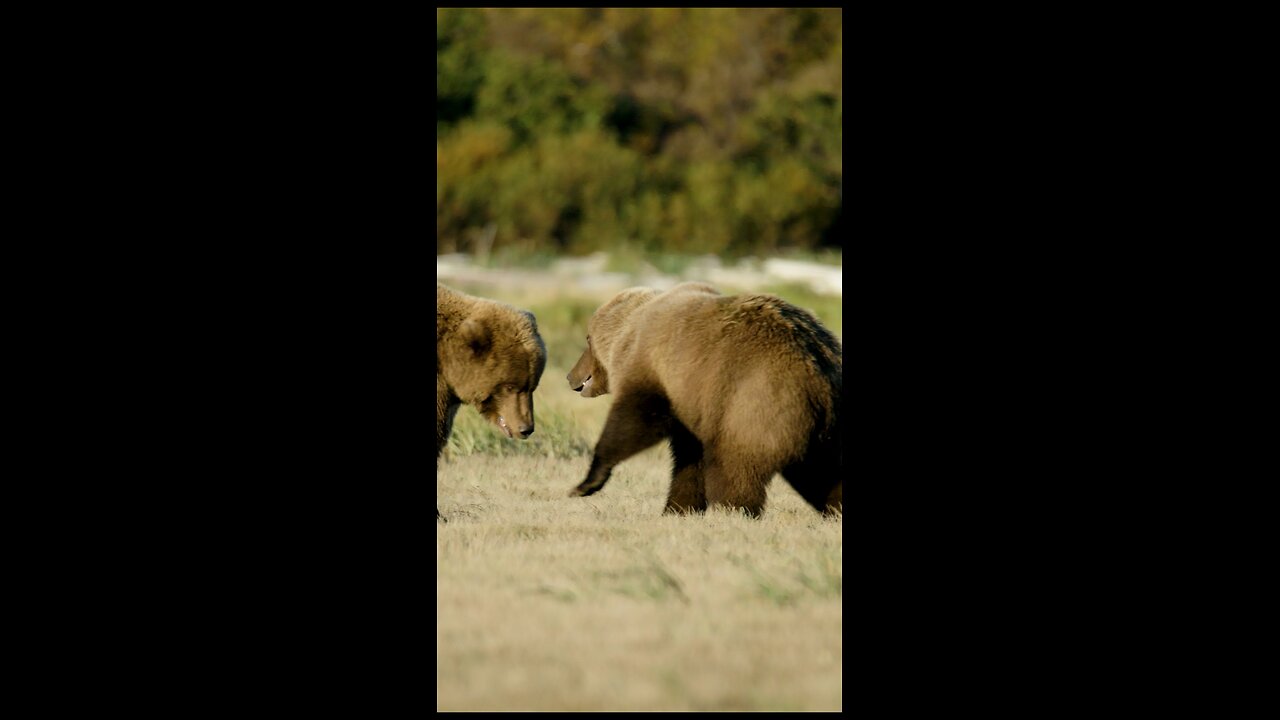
437, 8, 842, 265
437, 8, 842, 458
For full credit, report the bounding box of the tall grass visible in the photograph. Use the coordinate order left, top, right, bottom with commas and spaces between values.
445, 402, 599, 459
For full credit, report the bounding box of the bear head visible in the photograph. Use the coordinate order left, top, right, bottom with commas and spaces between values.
567, 286, 662, 398
442, 307, 546, 439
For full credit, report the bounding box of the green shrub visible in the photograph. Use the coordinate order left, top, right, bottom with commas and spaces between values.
435, 8, 843, 258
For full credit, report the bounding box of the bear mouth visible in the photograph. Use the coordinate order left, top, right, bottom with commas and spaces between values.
497, 415, 514, 438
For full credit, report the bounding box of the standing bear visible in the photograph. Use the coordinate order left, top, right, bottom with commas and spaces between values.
566, 282, 842, 517
437, 283, 547, 520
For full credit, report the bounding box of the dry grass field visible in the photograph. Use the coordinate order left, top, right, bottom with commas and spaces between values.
436, 271, 843, 712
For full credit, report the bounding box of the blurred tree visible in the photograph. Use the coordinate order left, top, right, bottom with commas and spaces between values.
435, 8, 843, 258
436, 9, 488, 134
475, 51, 612, 146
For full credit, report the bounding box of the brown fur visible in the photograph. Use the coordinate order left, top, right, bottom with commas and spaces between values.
566, 282, 842, 518
437, 283, 547, 520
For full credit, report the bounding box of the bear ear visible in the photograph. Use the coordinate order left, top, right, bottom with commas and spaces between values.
522, 310, 538, 333
458, 318, 491, 357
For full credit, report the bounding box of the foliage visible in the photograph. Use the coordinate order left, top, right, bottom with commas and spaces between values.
437, 8, 842, 259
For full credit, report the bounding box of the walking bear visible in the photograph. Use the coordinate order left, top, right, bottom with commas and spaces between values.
437, 283, 547, 520
566, 282, 842, 517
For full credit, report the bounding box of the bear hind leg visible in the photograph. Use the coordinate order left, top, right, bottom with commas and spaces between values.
703, 460, 769, 518
781, 454, 842, 516
824, 482, 842, 516
664, 423, 706, 515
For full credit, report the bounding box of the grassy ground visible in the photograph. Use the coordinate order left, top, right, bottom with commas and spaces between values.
437, 274, 843, 712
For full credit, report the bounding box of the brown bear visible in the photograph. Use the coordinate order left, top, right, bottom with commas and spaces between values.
566, 282, 842, 517
437, 283, 547, 520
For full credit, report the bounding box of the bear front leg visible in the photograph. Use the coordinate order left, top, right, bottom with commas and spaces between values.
781, 452, 842, 516
572, 392, 671, 497
573, 456, 615, 497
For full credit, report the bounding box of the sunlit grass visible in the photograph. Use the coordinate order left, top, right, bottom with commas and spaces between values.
437, 451, 843, 712
437, 264, 843, 711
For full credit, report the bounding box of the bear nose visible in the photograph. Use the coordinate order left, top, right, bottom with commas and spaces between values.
519, 426, 534, 438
